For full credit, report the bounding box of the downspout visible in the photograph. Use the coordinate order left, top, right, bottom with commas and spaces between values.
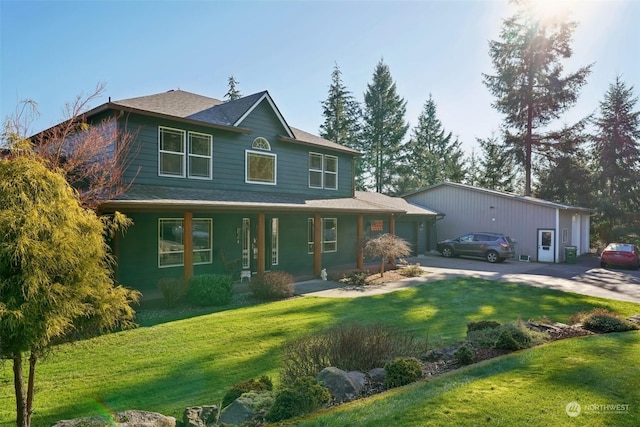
555, 208, 560, 263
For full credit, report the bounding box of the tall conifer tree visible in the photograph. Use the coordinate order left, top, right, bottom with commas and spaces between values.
483, 0, 591, 195
475, 135, 519, 192
319, 64, 363, 188
591, 76, 640, 243
397, 95, 465, 194
361, 59, 408, 194
225, 76, 242, 101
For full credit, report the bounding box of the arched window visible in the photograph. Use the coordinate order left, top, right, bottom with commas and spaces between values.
252, 137, 271, 150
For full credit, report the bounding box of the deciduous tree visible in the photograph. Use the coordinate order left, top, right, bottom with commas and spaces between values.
483, 0, 591, 195
363, 234, 411, 277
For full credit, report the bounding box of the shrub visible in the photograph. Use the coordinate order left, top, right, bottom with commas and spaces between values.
467, 320, 549, 350
339, 270, 368, 286
222, 375, 273, 408
157, 277, 187, 308
581, 308, 639, 333
454, 344, 475, 365
280, 323, 427, 387
266, 377, 331, 422
249, 271, 295, 300
467, 320, 501, 333
384, 357, 422, 388
398, 263, 424, 277
186, 274, 233, 306
493, 321, 549, 351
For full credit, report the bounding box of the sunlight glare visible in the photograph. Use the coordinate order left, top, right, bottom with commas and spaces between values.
526, 0, 599, 24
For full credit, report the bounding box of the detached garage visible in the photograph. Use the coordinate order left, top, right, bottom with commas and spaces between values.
403, 182, 592, 263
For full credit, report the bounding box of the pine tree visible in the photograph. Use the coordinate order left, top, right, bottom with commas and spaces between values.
319, 64, 363, 188
361, 59, 409, 194
465, 148, 482, 187
483, 0, 592, 196
475, 135, 519, 192
225, 75, 242, 101
591, 76, 640, 243
397, 95, 465, 194
534, 122, 592, 207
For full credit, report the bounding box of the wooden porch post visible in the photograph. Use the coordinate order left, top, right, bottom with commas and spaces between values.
357, 214, 364, 270
257, 212, 265, 275
314, 213, 322, 276
183, 211, 193, 284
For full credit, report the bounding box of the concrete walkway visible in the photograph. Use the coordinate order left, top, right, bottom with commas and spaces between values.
292, 254, 640, 304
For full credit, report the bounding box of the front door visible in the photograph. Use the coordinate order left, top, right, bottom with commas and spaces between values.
537, 229, 555, 262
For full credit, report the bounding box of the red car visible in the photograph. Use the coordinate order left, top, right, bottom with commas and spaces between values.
600, 243, 640, 270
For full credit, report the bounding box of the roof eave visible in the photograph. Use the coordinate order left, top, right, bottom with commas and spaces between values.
277, 135, 361, 155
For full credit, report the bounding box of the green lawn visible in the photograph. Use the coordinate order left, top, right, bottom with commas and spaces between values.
297, 332, 640, 427
1, 278, 639, 426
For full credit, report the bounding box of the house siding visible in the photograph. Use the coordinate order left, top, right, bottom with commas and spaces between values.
405, 184, 590, 262
119, 104, 354, 197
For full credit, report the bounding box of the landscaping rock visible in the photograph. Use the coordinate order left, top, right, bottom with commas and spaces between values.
368, 367, 386, 383
317, 367, 364, 402
183, 405, 218, 426
347, 370, 367, 389
218, 396, 255, 425
53, 410, 176, 427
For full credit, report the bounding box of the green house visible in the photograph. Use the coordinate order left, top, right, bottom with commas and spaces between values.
71, 89, 438, 293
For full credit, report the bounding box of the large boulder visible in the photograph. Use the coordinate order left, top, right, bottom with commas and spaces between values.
183, 405, 218, 426
218, 391, 275, 426
53, 410, 176, 427
317, 367, 365, 402
368, 367, 386, 384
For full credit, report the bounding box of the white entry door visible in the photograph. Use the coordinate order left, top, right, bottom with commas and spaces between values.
538, 229, 555, 262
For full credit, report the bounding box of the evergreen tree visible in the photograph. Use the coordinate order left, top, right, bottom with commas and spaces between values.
464, 148, 482, 187
534, 122, 592, 207
361, 59, 409, 194
590, 76, 640, 244
483, 0, 592, 196
397, 95, 465, 194
475, 135, 519, 192
225, 75, 242, 101
0, 146, 139, 427
319, 64, 364, 188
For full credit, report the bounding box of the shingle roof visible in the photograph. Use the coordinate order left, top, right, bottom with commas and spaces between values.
109, 89, 359, 154
102, 185, 437, 216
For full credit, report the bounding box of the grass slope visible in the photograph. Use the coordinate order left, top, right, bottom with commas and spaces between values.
1, 279, 639, 426
297, 332, 640, 427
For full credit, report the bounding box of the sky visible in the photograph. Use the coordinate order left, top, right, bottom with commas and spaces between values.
1, 0, 638, 155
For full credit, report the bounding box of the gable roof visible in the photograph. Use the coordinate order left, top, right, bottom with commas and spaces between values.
404, 181, 592, 213
78, 89, 359, 155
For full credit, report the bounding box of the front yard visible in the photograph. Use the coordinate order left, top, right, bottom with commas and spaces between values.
1, 278, 639, 426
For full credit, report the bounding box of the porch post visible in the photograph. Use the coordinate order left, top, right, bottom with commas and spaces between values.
257, 212, 265, 275
314, 213, 322, 276
357, 214, 364, 270
183, 211, 193, 283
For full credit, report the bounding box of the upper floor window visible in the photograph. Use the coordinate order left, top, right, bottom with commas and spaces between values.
159, 127, 185, 177
252, 137, 271, 150
188, 132, 212, 179
308, 152, 338, 190
246, 137, 276, 185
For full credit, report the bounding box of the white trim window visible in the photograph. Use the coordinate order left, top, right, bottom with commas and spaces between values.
246, 138, 276, 185
308, 152, 338, 190
562, 228, 569, 244
159, 127, 185, 177
271, 218, 279, 266
307, 217, 338, 254
323, 218, 337, 252
188, 132, 212, 179
158, 218, 212, 267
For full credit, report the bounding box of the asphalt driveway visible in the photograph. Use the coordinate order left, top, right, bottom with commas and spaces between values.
298, 252, 640, 303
